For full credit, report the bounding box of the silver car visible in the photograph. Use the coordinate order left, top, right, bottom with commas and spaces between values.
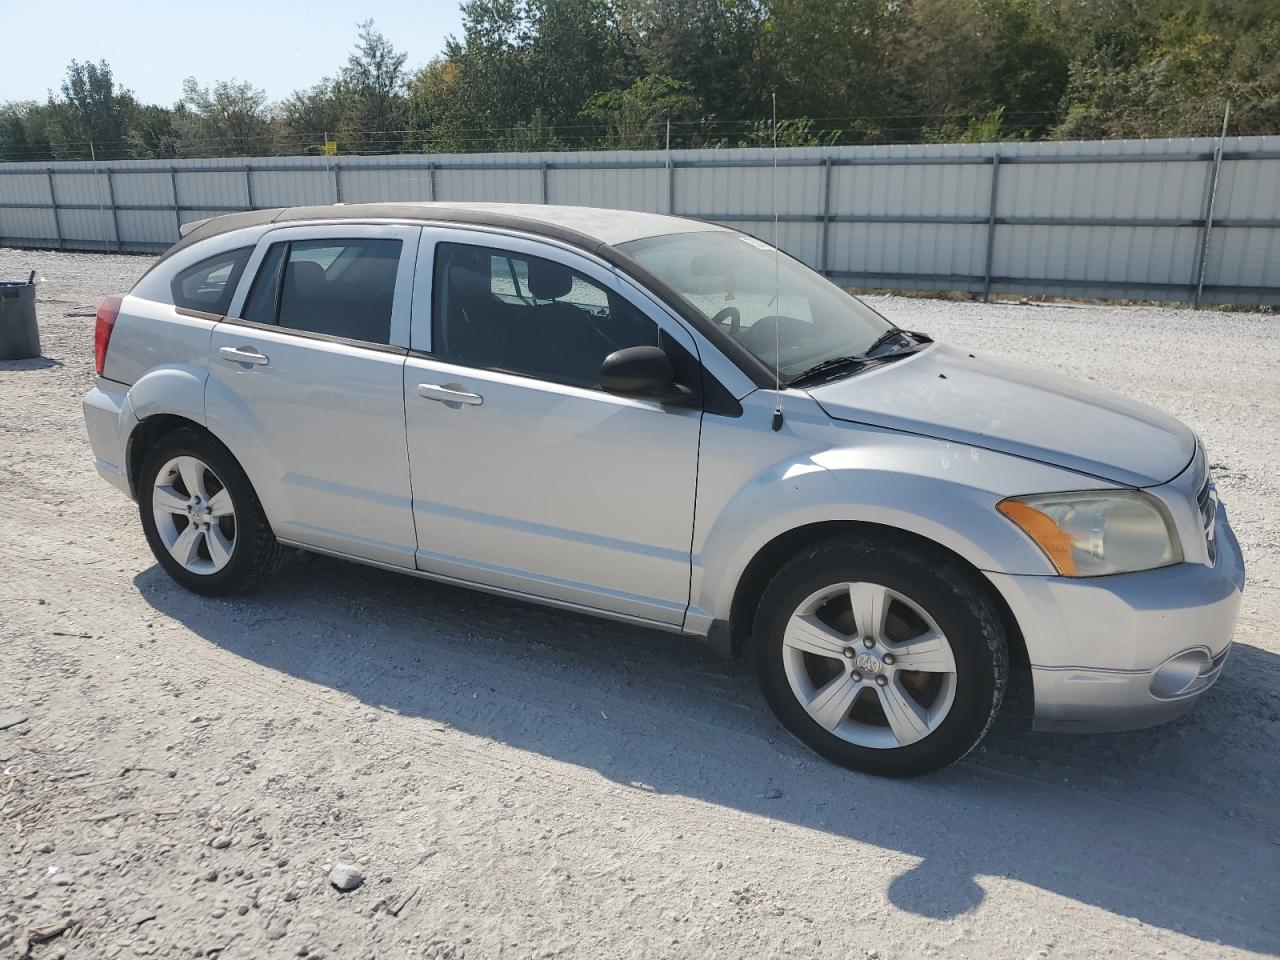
82, 203, 1245, 776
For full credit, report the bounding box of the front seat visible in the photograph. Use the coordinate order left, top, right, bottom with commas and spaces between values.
279, 260, 327, 332
442, 248, 508, 366
524, 260, 614, 383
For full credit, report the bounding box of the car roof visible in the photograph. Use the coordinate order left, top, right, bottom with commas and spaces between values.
171, 202, 726, 261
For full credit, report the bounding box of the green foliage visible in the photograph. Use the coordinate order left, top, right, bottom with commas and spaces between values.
581, 75, 701, 147
336, 20, 409, 152
1, 1, 1276, 163
177, 77, 272, 157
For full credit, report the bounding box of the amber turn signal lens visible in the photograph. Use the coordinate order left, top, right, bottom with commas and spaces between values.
997, 499, 1077, 576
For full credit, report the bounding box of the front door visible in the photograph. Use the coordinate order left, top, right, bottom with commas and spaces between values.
402, 232, 703, 625
206, 224, 420, 567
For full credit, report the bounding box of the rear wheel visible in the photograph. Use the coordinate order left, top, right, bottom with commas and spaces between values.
138, 429, 282, 596
754, 536, 1007, 777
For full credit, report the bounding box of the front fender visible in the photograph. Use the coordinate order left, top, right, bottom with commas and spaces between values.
688, 395, 1121, 628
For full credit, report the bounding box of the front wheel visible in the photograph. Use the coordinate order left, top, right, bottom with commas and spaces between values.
754, 536, 1007, 777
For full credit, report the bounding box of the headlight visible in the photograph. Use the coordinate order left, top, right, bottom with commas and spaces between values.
997, 491, 1182, 576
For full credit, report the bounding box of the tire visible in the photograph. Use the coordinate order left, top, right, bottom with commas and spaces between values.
753, 535, 1007, 777
137, 428, 283, 596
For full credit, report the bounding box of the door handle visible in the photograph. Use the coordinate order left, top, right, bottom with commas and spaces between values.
417, 383, 483, 406
219, 345, 269, 366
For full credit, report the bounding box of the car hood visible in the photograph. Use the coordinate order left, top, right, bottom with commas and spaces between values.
806, 343, 1195, 487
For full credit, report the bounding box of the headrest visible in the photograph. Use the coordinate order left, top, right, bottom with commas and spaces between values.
447, 249, 492, 300
527, 261, 573, 300
285, 260, 325, 298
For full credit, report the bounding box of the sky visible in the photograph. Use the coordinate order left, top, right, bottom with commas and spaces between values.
0, 0, 466, 106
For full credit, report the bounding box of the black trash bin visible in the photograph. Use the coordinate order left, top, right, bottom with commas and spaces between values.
0, 271, 41, 361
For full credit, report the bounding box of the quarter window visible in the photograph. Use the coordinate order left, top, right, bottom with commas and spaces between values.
170, 247, 252, 315
239, 238, 401, 345
432, 242, 659, 387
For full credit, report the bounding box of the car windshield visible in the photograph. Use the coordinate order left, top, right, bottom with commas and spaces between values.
618, 230, 896, 383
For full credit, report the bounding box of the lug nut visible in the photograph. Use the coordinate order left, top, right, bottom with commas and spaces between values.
863, 637, 875, 649
875, 675, 888, 686
842, 647, 855, 658
851, 672, 863, 682
882, 653, 896, 665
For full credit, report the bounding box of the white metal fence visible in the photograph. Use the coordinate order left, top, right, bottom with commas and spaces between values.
2, 136, 1278, 306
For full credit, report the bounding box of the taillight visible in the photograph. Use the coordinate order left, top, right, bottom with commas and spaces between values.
94, 295, 123, 376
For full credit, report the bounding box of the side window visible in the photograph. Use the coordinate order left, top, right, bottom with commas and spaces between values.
237, 238, 401, 345
432, 242, 659, 388
171, 247, 252, 315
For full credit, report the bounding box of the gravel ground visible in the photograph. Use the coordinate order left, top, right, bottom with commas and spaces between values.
1, 249, 1278, 960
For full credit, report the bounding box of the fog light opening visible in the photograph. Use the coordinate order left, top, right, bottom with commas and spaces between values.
1149, 648, 1212, 700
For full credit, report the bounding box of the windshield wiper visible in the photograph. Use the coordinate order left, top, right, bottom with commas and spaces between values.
787, 328, 932, 387
862, 327, 930, 359
787, 355, 870, 387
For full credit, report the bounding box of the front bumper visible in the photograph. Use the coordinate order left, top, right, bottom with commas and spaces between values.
83, 378, 132, 498
987, 505, 1245, 734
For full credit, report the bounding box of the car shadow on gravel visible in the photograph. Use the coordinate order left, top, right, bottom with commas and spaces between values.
135, 555, 1280, 954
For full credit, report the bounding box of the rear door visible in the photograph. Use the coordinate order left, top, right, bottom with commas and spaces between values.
206, 224, 420, 567
402, 229, 704, 625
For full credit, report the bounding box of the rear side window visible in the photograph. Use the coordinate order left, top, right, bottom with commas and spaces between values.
237, 238, 401, 345
170, 247, 252, 315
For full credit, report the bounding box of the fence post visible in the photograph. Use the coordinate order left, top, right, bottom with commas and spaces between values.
245, 166, 256, 210
45, 169, 63, 250
820, 156, 833, 276
1193, 103, 1231, 309
666, 120, 674, 214
104, 168, 122, 253
982, 153, 1001, 302
427, 162, 436, 201
169, 168, 182, 239
541, 162, 549, 203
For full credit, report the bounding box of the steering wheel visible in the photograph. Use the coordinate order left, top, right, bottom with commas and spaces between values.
710, 305, 741, 336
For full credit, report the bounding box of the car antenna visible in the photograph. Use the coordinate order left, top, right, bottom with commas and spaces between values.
770, 92, 784, 432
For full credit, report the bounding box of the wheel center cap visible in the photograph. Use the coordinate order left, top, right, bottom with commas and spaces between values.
855, 652, 883, 675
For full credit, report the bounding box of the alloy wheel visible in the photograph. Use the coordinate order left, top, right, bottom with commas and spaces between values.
781, 581, 958, 749
151, 455, 237, 575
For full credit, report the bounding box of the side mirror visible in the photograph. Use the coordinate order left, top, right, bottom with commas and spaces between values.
599, 345, 697, 405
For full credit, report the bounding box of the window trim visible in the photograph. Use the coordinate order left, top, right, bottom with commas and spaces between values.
217, 314, 410, 356
408, 224, 753, 402
427, 239, 674, 393
414, 229, 706, 391
174, 306, 225, 322
240, 240, 289, 326
226, 223, 421, 350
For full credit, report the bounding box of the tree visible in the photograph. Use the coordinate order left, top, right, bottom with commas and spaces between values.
45, 60, 133, 159
759, 0, 899, 135
278, 79, 346, 153
0, 102, 58, 162
524, 0, 626, 130
581, 74, 700, 147
436, 0, 537, 139
177, 77, 272, 157
125, 102, 180, 159
338, 20, 408, 152
618, 0, 767, 123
